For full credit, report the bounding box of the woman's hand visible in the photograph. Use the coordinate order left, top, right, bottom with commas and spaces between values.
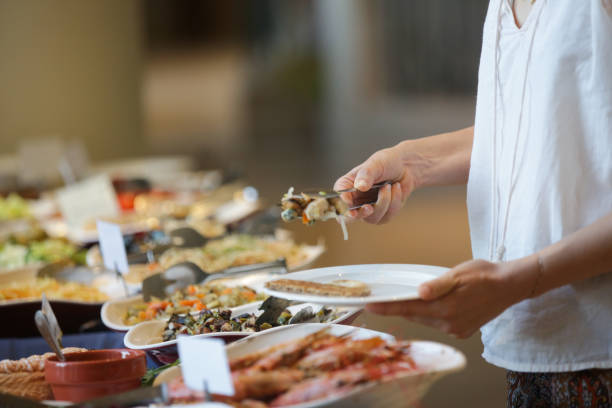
333, 146, 418, 224
365, 258, 537, 338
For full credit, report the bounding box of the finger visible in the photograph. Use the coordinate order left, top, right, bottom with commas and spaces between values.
347, 204, 373, 219
357, 204, 374, 218
419, 271, 458, 301
340, 192, 353, 204
378, 182, 404, 224
365, 299, 442, 318
363, 184, 392, 224
354, 156, 384, 192
333, 166, 359, 192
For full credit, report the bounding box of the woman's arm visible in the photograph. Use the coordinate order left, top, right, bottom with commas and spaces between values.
400, 125, 475, 188
333, 126, 474, 224
366, 211, 612, 338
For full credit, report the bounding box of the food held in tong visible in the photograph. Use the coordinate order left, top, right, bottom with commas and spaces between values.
280, 187, 350, 240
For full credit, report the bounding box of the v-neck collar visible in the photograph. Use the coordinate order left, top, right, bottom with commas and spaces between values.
504, 0, 544, 32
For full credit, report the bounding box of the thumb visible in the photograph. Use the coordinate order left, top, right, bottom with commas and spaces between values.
419, 272, 457, 301
354, 162, 383, 192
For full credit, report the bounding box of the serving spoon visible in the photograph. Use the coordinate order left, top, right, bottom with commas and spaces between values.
34, 310, 65, 362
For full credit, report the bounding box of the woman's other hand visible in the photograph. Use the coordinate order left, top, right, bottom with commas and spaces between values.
365, 258, 536, 338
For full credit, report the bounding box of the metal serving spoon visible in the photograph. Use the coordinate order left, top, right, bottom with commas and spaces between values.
34, 310, 65, 362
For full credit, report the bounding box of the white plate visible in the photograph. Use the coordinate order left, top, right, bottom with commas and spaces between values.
259, 264, 449, 306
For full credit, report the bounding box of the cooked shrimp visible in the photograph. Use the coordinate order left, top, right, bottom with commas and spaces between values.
269, 360, 419, 407
232, 369, 304, 400
233, 330, 333, 371
296, 337, 386, 372
303, 198, 330, 222
268, 367, 370, 406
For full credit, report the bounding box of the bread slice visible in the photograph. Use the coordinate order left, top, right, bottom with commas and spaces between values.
265, 279, 370, 297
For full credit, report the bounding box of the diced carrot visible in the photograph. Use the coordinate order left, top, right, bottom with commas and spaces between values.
221, 288, 233, 295
187, 285, 197, 295
138, 311, 147, 320
179, 299, 198, 307
147, 301, 170, 311
194, 301, 205, 311
242, 290, 256, 301
302, 213, 310, 224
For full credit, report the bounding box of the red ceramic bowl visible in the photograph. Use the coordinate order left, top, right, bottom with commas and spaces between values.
44, 349, 146, 402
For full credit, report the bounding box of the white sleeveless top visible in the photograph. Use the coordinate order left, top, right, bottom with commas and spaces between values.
468, 0, 612, 372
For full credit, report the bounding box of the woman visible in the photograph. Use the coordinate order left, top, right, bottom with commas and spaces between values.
334, 0, 612, 406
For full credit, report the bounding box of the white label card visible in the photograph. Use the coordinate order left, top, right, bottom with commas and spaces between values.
177, 336, 235, 396
56, 175, 119, 228
96, 221, 129, 274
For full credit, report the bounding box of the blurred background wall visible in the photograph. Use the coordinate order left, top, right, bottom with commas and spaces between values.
0, 0, 144, 160
0, 1, 505, 406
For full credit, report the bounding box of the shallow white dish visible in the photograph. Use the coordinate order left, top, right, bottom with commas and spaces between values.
100, 267, 298, 332
155, 324, 466, 407
225, 323, 466, 408
101, 295, 263, 333
86, 240, 324, 275
259, 264, 449, 306
124, 303, 361, 366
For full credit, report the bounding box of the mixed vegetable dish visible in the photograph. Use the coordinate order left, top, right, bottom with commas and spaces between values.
123, 283, 266, 326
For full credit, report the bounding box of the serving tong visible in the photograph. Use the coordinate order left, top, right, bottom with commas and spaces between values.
297, 181, 394, 210
142, 258, 288, 301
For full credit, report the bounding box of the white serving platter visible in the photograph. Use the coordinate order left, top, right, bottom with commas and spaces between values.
154, 323, 466, 408
225, 323, 466, 408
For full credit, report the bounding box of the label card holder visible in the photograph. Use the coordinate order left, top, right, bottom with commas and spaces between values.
96, 220, 129, 275
177, 336, 235, 397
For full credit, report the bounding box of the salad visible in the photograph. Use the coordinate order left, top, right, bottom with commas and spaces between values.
0, 239, 85, 269
0, 194, 30, 221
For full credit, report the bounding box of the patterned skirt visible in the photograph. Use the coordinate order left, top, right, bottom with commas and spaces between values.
507, 369, 612, 408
